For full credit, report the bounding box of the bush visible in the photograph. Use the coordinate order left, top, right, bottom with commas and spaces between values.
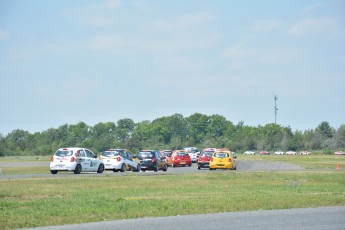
322, 149, 333, 155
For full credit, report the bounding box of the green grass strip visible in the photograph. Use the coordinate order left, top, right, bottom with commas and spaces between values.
1, 171, 345, 229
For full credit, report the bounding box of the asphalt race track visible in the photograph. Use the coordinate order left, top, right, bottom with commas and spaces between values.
0, 160, 305, 179
23, 206, 345, 230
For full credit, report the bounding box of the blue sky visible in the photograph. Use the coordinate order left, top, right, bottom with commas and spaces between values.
1, 0, 344, 135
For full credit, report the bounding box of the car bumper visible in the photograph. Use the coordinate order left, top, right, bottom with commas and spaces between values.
209, 162, 232, 169
50, 163, 76, 171
191, 157, 198, 162
140, 162, 155, 170
102, 161, 122, 170
173, 160, 191, 166
198, 162, 210, 168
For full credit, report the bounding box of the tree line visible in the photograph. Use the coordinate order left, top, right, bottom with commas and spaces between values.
0, 113, 344, 156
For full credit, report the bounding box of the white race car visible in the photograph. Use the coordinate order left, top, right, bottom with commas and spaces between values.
244, 151, 256, 155
274, 151, 285, 155
50, 147, 104, 174
300, 151, 311, 155
184, 147, 200, 163
99, 149, 141, 172
334, 151, 345, 155
286, 151, 296, 155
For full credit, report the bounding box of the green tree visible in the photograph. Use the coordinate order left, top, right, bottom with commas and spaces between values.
66, 122, 90, 147
336, 125, 345, 148
186, 113, 209, 143
206, 114, 230, 138
116, 118, 135, 142
91, 122, 117, 151
316, 121, 335, 138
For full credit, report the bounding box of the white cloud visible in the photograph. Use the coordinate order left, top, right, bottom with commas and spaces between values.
221, 42, 253, 59
88, 34, 131, 53
154, 11, 214, 31
289, 17, 339, 36
36, 76, 100, 105
301, 3, 329, 15
61, 0, 121, 27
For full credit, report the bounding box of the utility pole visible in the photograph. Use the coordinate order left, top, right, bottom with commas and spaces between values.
274, 95, 278, 124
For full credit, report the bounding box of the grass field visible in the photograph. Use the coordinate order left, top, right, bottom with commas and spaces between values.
238, 154, 345, 170
0, 155, 345, 229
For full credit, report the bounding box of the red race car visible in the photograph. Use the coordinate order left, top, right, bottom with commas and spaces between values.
170, 150, 192, 167
197, 149, 215, 170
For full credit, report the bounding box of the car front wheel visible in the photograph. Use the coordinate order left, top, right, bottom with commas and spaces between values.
74, 164, 82, 174
120, 164, 126, 172
51, 170, 58, 174
97, 164, 105, 173
135, 164, 141, 172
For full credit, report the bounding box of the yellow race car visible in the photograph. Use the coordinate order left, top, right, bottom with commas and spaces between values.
209, 149, 237, 170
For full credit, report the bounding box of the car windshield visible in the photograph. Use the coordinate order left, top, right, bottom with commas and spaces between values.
162, 151, 172, 157
214, 152, 229, 158
55, 150, 73, 157
137, 151, 154, 158
102, 151, 119, 157
188, 149, 199, 153
201, 152, 213, 157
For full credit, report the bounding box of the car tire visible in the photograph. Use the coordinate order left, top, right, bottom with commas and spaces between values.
50, 170, 58, 174
120, 164, 126, 172
113, 169, 118, 172
97, 164, 104, 173
197, 165, 201, 170
163, 164, 167, 171
74, 164, 82, 174
135, 164, 141, 172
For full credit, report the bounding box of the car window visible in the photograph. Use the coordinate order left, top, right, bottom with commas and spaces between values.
126, 151, 133, 160
78, 149, 86, 157
85, 149, 96, 158
161, 151, 172, 157
55, 150, 73, 157
202, 151, 213, 157
214, 152, 229, 158
102, 151, 119, 157
137, 151, 154, 158
188, 149, 199, 153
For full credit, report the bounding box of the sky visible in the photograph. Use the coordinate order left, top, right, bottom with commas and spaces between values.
1, 0, 344, 135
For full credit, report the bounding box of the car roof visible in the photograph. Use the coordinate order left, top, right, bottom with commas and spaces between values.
213, 151, 230, 156
58, 147, 84, 151
105, 149, 126, 151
